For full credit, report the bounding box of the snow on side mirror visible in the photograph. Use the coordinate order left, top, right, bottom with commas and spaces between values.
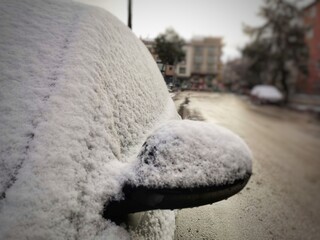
104, 120, 252, 224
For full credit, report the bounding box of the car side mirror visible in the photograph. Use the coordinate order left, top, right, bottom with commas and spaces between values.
103, 120, 252, 224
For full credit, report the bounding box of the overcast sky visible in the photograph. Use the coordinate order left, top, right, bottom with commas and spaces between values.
75, 0, 312, 62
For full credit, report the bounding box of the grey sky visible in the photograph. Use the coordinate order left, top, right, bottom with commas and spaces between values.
75, 0, 312, 62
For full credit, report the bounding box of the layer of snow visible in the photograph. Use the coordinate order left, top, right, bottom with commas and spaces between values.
132, 120, 252, 188
129, 210, 176, 240
251, 85, 283, 102
0, 0, 178, 239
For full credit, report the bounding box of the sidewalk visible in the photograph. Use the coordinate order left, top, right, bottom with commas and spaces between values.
289, 94, 320, 113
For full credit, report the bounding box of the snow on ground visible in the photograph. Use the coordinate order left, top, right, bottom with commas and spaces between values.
174, 92, 320, 240
132, 120, 252, 188
129, 210, 176, 240
0, 0, 177, 239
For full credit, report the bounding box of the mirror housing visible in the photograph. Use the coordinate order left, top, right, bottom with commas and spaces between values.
104, 120, 252, 224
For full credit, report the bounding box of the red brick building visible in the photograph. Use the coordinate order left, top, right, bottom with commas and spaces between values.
297, 0, 320, 94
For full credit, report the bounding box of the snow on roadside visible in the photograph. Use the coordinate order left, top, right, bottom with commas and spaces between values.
129, 210, 176, 240
0, 0, 177, 239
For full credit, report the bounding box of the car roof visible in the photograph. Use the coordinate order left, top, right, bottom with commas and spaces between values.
0, 0, 177, 238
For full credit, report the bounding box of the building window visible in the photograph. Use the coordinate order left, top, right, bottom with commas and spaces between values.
306, 28, 314, 39
194, 47, 203, 56
310, 6, 317, 18
194, 55, 203, 63
207, 56, 216, 64
179, 67, 186, 74
208, 47, 216, 56
194, 64, 201, 72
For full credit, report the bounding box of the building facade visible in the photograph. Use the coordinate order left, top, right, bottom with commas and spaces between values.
189, 37, 222, 90
175, 37, 223, 90
142, 36, 223, 90
297, 0, 320, 94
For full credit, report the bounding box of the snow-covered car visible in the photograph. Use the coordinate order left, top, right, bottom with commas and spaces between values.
0, 0, 252, 239
250, 85, 284, 104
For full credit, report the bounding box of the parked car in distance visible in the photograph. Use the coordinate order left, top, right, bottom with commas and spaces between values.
0, 0, 252, 239
250, 85, 284, 104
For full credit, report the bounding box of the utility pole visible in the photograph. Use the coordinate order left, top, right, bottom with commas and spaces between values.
128, 0, 132, 29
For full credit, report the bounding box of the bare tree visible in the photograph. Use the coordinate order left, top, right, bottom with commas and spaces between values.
242, 0, 308, 102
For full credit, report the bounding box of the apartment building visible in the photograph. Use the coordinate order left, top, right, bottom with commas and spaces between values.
175, 45, 192, 82
190, 37, 223, 90
142, 36, 223, 90
176, 37, 223, 90
296, 0, 320, 94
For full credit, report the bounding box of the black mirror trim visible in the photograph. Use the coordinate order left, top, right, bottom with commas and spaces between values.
103, 174, 250, 224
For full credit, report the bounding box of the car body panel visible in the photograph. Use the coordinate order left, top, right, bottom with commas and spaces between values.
0, 0, 177, 239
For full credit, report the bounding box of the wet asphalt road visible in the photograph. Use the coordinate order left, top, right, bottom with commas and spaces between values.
173, 92, 320, 240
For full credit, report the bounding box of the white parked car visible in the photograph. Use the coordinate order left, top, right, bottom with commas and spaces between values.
0, 0, 252, 239
250, 85, 284, 104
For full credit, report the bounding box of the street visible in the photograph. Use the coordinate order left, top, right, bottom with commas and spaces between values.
173, 91, 320, 240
